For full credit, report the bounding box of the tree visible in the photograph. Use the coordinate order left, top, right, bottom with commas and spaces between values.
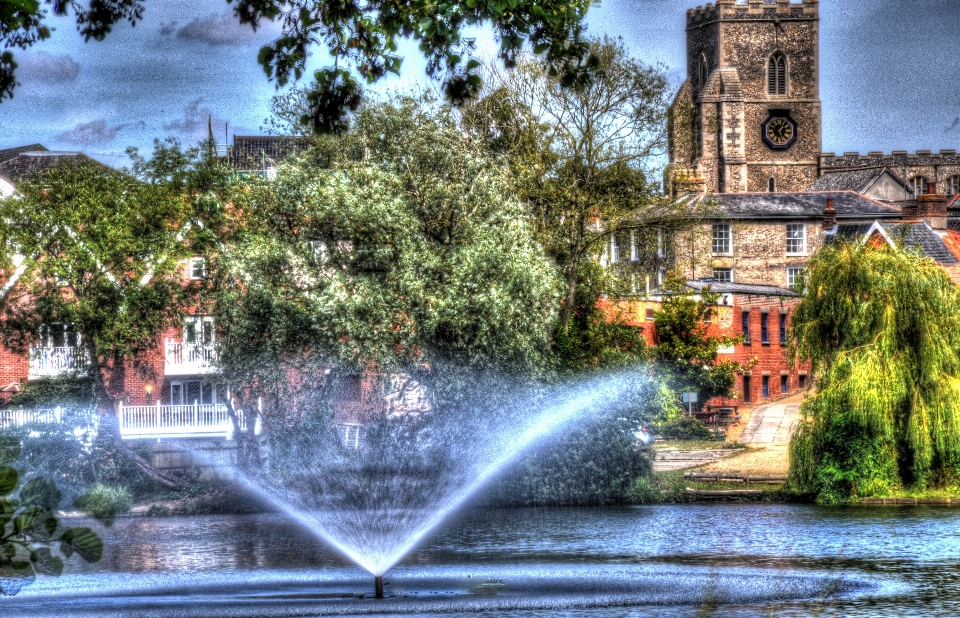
788, 242, 960, 503
0, 0, 143, 100
213, 94, 560, 437
652, 275, 741, 408
0, 140, 229, 488
462, 37, 681, 330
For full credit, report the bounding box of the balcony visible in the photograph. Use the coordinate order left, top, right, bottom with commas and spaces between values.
165, 339, 219, 376
28, 346, 87, 379
118, 402, 260, 440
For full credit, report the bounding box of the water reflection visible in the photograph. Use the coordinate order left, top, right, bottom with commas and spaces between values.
20, 505, 960, 616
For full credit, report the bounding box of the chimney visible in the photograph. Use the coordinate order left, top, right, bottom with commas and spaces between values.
916, 189, 949, 230
822, 197, 836, 230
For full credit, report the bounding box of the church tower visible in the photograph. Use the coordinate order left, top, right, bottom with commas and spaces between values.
667, 0, 822, 194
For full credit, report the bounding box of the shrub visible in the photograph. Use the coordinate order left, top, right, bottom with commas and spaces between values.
630, 476, 661, 504
655, 415, 719, 441
74, 484, 133, 525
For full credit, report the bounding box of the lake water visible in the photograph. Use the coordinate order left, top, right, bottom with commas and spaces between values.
3, 504, 958, 616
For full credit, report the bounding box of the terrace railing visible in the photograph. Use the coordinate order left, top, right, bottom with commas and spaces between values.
164, 340, 219, 376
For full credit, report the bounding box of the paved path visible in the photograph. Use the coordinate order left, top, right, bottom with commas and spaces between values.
739, 399, 801, 444
653, 448, 743, 472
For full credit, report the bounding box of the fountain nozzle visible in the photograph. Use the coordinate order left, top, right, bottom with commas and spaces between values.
375, 575, 384, 598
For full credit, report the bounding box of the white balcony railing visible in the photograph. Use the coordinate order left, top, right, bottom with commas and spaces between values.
0, 407, 65, 429
28, 346, 87, 379
164, 340, 219, 375
117, 402, 260, 440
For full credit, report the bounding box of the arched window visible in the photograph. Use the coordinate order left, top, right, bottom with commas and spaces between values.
911, 176, 930, 197
768, 52, 787, 95
945, 175, 960, 196
699, 54, 709, 90
768, 177, 776, 193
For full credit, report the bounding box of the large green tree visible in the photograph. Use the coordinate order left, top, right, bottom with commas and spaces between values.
652, 275, 741, 408
213, 94, 559, 434
462, 37, 681, 330
788, 242, 960, 503
0, 141, 228, 488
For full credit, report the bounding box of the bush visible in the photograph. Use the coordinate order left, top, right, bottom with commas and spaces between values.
145, 504, 172, 517
630, 476, 661, 504
74, 484, 133, 525
655, 415, 719, 441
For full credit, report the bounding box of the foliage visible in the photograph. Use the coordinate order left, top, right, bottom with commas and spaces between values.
490, 406, 652, 506
630, 475, 660, 504
0, 140, 230, 488
553, 261, 648, 373
0, 0, 143, 100
229, 0, 595, 133
652, 275, 742, 407
6, 376, 94, 408
789, 242, 960, 502
462, 37, 680, 328
214, 94, 560, 431
655, 415, 718, 441
73, 484, 132, 525
0, 440, 102, 596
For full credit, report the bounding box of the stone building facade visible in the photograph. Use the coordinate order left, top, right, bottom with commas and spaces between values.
667, 0, 822, 195
819, 150, 960, 198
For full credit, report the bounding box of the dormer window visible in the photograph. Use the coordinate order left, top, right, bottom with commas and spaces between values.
189, 257, 207, 280
768, 52, 787, 95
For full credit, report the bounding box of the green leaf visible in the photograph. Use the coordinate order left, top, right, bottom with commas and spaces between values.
0, 467, 17, 497
30, 548, 63, 576
59, 527, 103, 563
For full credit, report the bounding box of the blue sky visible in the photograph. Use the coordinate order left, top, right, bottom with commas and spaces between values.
0, 0, 958, 167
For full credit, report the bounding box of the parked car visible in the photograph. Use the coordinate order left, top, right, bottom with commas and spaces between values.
634, 424, 655, 447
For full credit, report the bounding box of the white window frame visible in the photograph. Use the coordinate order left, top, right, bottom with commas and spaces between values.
785, 224, 806, 256
169, 380, 224, 405
713, 268, 733, 283
38, 323, 80, 349
184, 316, 216, 345
630, 231, 638, 262
911, 176, 930, 197
787, 267, 804, 288
609, 235, 619, 264
712, 223, 732, 255
189, 257, 207, 280
657, 229, 666, 258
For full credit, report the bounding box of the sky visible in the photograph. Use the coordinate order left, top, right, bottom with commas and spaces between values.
1, 0, 959, 167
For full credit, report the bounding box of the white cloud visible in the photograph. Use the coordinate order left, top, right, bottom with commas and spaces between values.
17, 52, 80, 83
173, 12, 258, 47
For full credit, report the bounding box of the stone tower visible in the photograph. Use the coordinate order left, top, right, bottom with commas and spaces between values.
667, 0, 822, 195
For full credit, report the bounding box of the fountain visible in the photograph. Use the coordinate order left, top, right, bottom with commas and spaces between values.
227, 369, 651, 595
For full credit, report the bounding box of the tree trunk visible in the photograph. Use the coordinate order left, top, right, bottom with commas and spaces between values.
560, 217, 586, 330
86, 344, 186, 489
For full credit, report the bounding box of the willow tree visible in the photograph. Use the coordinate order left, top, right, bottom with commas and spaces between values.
788, 241, 960, 503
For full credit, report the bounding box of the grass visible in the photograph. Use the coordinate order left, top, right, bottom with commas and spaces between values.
654, 440, 747, 451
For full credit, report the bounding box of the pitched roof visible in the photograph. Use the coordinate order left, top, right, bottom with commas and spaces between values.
229, 136, 312, 171
0, 151, 109, 186
680, 191, 902, 220
808, 167, 907, 193
0, 144, 47, 166
826, 221, 958, 265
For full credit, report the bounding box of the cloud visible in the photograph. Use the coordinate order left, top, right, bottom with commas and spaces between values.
55, 119, 145, 146
16, 52, 80, 83
159, 21, 178, 37
947, 116, 960, 132
173, 12, 256, 47
163, 100, 231, 142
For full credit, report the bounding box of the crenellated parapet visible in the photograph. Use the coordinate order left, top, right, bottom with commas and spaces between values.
687, 0, 818, 28
821, 150, 960, 170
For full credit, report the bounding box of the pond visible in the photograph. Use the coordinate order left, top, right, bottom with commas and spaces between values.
4, 504, 958, 616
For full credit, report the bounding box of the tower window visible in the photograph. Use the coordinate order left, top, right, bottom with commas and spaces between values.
911, 176, 930, 197
768, 52, 787, 95
945, 176, 960, 196
768, 177, 776, 192
699, 53, 709, 90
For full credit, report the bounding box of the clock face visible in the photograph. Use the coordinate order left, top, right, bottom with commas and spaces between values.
761, 113, 797, 150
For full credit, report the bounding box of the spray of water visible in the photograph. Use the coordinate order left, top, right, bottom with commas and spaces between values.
215, 370, 647, 578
